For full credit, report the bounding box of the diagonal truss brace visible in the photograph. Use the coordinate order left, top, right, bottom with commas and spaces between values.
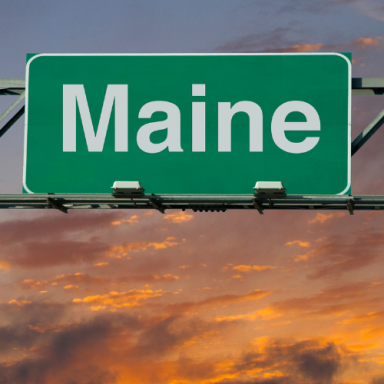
352, 78, 384, 156
0, 79, 25, 137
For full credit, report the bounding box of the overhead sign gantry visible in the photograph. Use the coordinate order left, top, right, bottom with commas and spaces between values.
0, 53, 383, 213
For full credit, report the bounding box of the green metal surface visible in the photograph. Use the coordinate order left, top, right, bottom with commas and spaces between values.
24, 54, 351, 195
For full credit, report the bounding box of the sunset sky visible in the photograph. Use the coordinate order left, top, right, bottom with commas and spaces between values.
2, 1, 384, 383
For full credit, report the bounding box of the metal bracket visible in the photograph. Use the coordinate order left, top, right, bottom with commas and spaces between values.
347, 197, 355, 215
191, 205, 226, 212
252, 197, 264, 214
149, 197, 165, 214
47, 197, 68, 214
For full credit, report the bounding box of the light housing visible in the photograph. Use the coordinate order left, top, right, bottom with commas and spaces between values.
254, 181, 286, 195
112, 181, 144, 194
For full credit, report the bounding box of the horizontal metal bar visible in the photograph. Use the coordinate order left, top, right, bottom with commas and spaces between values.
0, 79, 25, 95
352, 78, 384, 95
0, 194, 381, 212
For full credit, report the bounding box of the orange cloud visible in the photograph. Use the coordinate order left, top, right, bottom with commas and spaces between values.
294, 249, 317, 262
94, 262, 109, 267
164, 211, 194, 223
215, 307, 282, 322
8, 299, 31, 306
290, 43, 324, 52
73, 289, 165, 310
288, 37, 384, 53
348, 343, 378, 351
309, 212, 345, 224
353, 36, 384, 49
233, 265, 276, 272
339, 311, 384, 325
285, 240, 310, 247
108, 237, 179, 258
361, 327, 384, 340
309, 213, 334, 224
0, 260, 10, 270
20, 273, 108, 291
116, 274, 180, 285
112, 212, 153, 226
122, 215, 139, 224
63, 285, 79, 292
231, 274, 243, 279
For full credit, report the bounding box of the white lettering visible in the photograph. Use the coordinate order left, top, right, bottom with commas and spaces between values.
271, 101, 320, 154
137, 101, 183, 153
192, 84, 206, 152
218, 101, 263, 152
63, 84, 127, 152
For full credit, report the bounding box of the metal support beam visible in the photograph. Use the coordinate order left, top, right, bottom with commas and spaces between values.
0, 79, 25, 95
252, 197, 264, 214
47, 197, 68, 214
149, 198, 165, 213
352, 78, 384, 95
0, 193, 380, 212
347, 197, 354, 215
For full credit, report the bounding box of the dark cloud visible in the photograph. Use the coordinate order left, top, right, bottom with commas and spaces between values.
7, 240, 110, 268
0, 211, 121, 244
372, 377, 384, 384
0, 301, 67, 326
0, 315, 135, 384
305, 227, 384, 279
0, 296, 363, 384
209, 379, 291, 384
294, 342, 341, 383
0, 312, 229, 384
167, 289, 271, 315
233, 339, 351, 384
269, 282, 384, 320
0, 325, 39, 354
0, 211, 129, 268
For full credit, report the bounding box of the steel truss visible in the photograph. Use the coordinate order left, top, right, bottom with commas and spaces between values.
0, 194, 381, 215
1, 78, 384, 213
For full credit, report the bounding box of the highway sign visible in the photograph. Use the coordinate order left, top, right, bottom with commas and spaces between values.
24, 53, 351, 195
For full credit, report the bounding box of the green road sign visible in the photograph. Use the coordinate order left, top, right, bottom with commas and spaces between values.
24, 53, 351, 195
